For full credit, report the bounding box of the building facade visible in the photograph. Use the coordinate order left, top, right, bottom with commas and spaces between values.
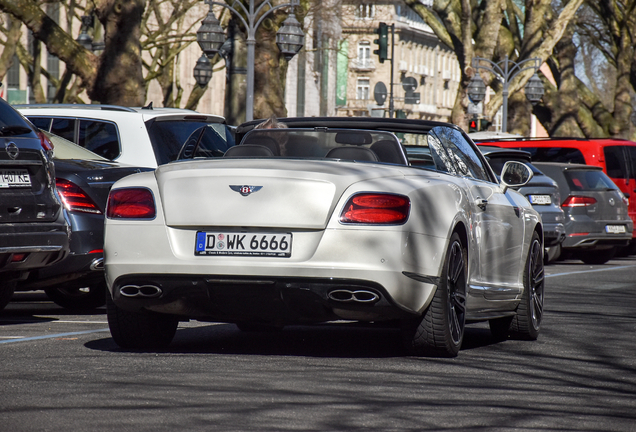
286, 0, 460, 121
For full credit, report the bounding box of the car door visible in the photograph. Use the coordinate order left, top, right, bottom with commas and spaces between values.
428, 126, 525, 300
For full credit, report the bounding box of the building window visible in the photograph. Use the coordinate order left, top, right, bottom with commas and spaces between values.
6, 55, 20, 88
356, 4, 375, 19
357, 78, 370, 100
357, 41, 371, 68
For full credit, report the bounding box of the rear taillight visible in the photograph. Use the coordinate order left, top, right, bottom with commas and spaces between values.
106, 188, 156, 219
562, 196, 597, 207
340, 193, 410, 224
56, 178, 102, 214
38, 131, 54, 152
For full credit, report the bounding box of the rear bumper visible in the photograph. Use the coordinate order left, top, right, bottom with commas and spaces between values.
0, 217, 70, 277
543, 222, 565, 246
17, 212, 104, 291
110, 274, 419, 324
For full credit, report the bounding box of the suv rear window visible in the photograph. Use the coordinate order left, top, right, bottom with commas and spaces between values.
146, 120, 234, 165
509, 147, 586, 164
565, 170, 617, 191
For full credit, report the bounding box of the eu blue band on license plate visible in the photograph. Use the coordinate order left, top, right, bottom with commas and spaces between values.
195, 232, 292, 257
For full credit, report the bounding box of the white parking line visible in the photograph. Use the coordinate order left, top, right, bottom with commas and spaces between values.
0, 329, 110, 344
546, 264, 636, 278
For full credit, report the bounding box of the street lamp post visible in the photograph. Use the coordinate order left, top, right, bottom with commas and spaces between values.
468, 55, 544, 133
196, 0, 304, 122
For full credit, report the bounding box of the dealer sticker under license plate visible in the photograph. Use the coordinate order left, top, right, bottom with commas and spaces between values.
0, 169, 31, 188
195, 232, 292, 257
605, 225, 626, 234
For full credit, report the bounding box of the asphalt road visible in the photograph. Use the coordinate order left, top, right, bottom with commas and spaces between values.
1, 257, 635, 432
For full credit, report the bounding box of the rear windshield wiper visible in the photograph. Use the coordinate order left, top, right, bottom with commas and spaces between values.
0, 125, 33, 136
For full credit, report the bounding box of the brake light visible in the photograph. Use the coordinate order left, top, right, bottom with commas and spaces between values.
340, 193, 410, 224
38, 131, 54, 152
107, 188, 156, 219
56, 178, 102, 214
562, 196, 597, 207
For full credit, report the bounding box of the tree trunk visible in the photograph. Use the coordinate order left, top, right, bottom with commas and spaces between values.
91, 0, 145, 105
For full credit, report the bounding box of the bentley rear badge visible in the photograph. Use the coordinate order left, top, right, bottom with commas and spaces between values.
230, 185, 263, 196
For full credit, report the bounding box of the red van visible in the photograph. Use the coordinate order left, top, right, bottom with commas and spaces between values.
474, 138, 636, 252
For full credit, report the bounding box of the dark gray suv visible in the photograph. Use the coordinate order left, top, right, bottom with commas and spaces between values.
0, 97, 70, 310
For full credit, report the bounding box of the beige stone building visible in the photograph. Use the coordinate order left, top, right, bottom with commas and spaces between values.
285, 0, 460, 121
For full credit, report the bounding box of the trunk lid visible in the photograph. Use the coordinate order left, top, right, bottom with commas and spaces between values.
156, 159, 404, 229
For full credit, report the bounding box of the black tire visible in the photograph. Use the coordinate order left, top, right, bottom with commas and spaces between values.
576, 247, 616, 265
0, 281, 16, 311
403, 232, 467, 357
45, 281, 107, 310
106, 293, 178, 350
510, 231, 544, 340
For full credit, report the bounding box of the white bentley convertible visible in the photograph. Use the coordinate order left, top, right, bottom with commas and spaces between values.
104, 122, 544, 356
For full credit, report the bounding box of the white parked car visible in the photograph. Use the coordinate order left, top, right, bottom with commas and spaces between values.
103, 122, 544, 357
16, 104, 232, 168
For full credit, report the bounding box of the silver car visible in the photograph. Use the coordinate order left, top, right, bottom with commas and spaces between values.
478, 146, 566, 262
533, 162, 633, 264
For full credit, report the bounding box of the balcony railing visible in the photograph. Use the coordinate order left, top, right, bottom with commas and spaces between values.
350, 58, 376, 71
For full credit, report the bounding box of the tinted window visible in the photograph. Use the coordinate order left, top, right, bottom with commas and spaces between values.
518, 147, 586, 164
0, 99, 37, 137
29, 117, 53, 131
78, 120, 120, 160
51, 118, 75, 142
604, 146, 626, 179
147, 120, 235, 165
624, 146, 636, 180
565, 170, 617, 191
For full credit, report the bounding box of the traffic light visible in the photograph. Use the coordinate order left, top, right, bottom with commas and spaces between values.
469, 118, 478, 132
373, 22, 389, 63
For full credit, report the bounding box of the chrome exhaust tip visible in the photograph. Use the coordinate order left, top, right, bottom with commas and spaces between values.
90, 258, 104, 271
119, 284, 162, 298
328, 289, 380, 304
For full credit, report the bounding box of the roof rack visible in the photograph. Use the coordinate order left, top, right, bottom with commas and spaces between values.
13, 103, 137, 113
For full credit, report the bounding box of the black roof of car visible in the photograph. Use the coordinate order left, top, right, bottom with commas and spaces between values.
478, 145, 532, 160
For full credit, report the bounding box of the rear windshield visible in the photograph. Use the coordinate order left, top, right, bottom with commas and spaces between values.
0, 99, 37, 138
508, 147, 586, 164
147, 120, 234, 165
565, 170, 618, 191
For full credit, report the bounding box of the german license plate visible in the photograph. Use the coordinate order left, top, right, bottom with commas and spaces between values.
0, 169, 31, 188
195, 232, 292, 257
605, 225, 626, 234
529, 194, 551, 205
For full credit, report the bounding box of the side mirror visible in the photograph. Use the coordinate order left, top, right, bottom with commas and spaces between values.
501, 161, 533, 193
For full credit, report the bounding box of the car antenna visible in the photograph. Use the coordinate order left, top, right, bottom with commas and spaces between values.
143, 101, 153, 110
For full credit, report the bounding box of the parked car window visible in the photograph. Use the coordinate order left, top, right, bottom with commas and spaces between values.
29, 117, 52, 131
429, 126, 491, 182
78, 119, 120, 160
565, 169, 618, 191
624, 146, 636, 180
603, 146, 628, 180
147, 120, 235, 165
51, 118, 76, 142
519, 147, 586, 164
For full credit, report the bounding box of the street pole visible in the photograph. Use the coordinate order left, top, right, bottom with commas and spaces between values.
389, 23, 395, 119
203, 0, 302, 122
471, 55, 541, 133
